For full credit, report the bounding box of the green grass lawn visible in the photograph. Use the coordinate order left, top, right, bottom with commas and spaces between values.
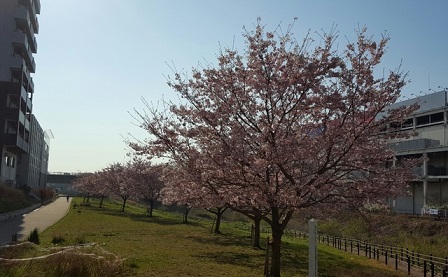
1, 198, 409, 277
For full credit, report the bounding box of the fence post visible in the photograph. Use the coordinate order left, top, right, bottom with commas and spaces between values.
395, 253, 398, 270
264, 237, 270, 277
424, 260, 427, 277
407, 255, 411, 275
308, 219, 318, 277
210, 218, 216, 233
431, 261, 434, 277
357, 242, 360, 256
430, 254, 434, 277
445, 257, 448, 275
251, 225, 254, 246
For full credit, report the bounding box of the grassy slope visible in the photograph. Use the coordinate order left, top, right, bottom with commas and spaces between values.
0, 184, 34, 213
5, 199, 405, 277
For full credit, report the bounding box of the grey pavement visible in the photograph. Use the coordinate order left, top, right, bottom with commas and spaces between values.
0, 197, 71, 245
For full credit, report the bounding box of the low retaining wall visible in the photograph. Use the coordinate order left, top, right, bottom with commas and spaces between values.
0, 203, 41, 222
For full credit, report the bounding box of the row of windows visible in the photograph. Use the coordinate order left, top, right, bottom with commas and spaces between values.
391, 111, 445, 130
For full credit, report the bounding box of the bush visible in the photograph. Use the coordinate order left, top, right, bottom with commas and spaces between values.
28, 228, 40, 244
38, 188, 55, 203
0, 183, 33, 213
51, 233, 66, 244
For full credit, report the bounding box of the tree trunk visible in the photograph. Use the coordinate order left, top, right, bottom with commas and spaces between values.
214, 213, 222, 234
252, 215, 262, 248
230, 207, 265, 248
147, 199, 154, 217
269, 208, 285, 277
207, 207, 227, 234
183, 206, 191, 223
99, 195, 104, 208
121, 196, 128, 212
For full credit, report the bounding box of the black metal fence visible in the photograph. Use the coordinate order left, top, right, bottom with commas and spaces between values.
278, 228, 448, 277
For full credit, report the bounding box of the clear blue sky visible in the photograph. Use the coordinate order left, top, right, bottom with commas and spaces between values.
32, 0, 448, 173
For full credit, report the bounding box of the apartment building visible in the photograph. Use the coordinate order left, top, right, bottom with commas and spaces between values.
0, 0, 47, 188
388, 90, 448, 214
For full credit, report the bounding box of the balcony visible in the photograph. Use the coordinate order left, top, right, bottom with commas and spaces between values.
30, 10, 39, 34
33, 0, 41, 14
2, 133, 29, 154
12, 32, 36, 73
15, 8, 37, 53
412, 165, 448, 179
389, 138, 440, 153
20, 85, 33, 114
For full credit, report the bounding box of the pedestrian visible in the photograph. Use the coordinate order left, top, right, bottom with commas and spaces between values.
66, 195, 69, 202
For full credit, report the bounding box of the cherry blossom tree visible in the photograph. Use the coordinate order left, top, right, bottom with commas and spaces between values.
127, 158, 164, 217
73, 173, 95, 203
72, 172, 110, 208
160, 164, 228, 230
103, 163, 133, 212
131, 20, 419, 276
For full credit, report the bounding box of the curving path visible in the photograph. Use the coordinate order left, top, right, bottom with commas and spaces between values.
0, 197, 71, 245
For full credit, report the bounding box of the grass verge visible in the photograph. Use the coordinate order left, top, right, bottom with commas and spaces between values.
1, 198, 410, 277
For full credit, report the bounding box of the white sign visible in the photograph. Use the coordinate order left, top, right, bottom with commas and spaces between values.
309, 219, 318, 277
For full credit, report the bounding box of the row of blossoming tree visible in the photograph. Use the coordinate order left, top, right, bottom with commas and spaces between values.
73, 158, 164, 216
127, 19, 421, 277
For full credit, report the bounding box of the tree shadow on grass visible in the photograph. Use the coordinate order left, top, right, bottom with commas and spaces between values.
97, 209, 204, 227
187, 232, 253, 248
194, 251, 264, 269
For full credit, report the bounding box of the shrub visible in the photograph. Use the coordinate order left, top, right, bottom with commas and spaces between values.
28, 228, 40, 244
51, 233, 66, 244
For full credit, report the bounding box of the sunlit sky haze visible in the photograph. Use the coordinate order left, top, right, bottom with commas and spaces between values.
32, 0, 448, 173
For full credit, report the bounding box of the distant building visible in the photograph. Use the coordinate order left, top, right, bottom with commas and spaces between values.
46, 173, 80, 195
0, 0, 46, 187
388, 89, 448, 214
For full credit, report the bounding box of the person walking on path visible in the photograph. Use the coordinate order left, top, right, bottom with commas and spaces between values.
0, 197, 71, 245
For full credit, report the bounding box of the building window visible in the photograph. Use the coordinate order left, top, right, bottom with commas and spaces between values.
416, 115, 429, 126
430, 112, 444, 123
401, 118, 413, 129
416, 112, 444, 127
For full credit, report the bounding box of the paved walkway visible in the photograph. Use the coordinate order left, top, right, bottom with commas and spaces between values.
0, 197, 71, 245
